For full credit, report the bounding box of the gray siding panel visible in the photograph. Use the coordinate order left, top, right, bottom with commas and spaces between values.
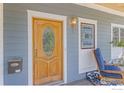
67, 18, 82, 82
4, 3, 124, 85
4, 5, 28, 85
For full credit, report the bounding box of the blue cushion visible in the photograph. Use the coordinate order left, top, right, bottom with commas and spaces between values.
100, 71, 122, 79
95, 48, 105, 70
105, 65, 121, 71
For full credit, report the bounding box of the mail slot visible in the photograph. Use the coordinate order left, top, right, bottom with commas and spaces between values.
8, 57, 23, 74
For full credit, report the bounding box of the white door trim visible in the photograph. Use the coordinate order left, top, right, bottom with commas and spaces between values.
78, 17, 97, 73
0, 3, 4, 85
27, 10, 67, 85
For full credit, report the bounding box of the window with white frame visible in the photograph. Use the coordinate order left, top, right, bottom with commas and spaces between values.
80, 23, 95, 49
112, 24, 124, 47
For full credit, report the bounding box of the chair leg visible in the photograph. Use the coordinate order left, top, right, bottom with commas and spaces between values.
122, 72, 124, 78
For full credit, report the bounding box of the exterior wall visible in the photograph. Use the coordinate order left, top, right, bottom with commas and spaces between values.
4, 3, 124, 85
0, 4, 3, 85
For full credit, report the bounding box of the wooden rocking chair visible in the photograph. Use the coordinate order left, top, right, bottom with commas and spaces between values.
94, 48, 124, 83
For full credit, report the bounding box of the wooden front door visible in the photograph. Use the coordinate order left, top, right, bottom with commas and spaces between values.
33, 17, 63, 85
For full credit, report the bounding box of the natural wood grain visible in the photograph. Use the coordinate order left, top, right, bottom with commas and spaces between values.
33, 17, 63, 85
97, 3, 124, 12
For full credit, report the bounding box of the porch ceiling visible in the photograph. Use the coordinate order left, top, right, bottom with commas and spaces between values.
97, 3, 124, 12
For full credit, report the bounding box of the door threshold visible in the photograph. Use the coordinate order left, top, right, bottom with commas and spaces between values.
44, 80, 65, 86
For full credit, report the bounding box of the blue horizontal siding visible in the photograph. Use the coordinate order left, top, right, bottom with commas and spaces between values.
4, 3, 124, 85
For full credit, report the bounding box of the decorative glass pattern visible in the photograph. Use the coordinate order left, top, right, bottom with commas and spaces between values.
80, 23, 95, 49
43, 26, 55, 56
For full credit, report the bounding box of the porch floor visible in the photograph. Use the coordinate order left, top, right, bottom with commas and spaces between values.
62, 79, 93, 86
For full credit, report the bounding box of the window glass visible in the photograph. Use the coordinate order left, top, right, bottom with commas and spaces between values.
80, 23, 95, 49
120, 28, 124, 41
112, 27, 119, 47
43, 26, 55, 56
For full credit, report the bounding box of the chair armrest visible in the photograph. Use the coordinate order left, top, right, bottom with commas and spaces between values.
101, 70, 124, 78
104, 63, 115, 66
105, 63, 121, 66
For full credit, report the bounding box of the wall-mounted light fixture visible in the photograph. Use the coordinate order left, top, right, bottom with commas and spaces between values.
70, 17, 77, 28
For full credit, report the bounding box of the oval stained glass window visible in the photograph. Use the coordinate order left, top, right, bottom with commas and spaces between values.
43, 26, 55, 56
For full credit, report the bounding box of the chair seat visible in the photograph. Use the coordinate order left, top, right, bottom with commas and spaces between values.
104, 65, 121, 71
100, 71, 122, 79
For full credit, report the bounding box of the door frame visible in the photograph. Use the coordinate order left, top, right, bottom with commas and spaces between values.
27, 10, 67, 85
78, 17, 97, 73
0, 3, 4, 85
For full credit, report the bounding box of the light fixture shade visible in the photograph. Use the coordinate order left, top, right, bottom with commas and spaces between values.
70, 17, 77, 28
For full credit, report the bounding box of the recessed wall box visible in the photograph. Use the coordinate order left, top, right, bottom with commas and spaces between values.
8, 57, 23, 74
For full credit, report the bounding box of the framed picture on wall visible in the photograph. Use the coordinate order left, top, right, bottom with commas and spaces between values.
80, 23, 95, 49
